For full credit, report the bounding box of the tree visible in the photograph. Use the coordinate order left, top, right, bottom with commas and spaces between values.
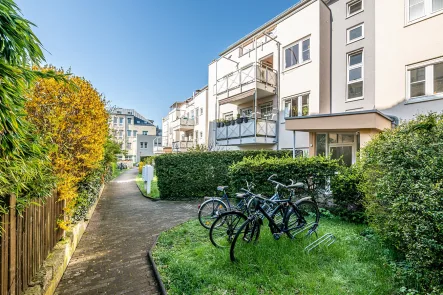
26, 67, 109, 226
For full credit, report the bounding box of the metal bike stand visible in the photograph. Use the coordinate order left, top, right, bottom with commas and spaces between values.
291, 222, 318, 238
304, 233, 336, 254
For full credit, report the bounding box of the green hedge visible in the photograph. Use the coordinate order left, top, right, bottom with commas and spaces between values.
228, 155, 339, 198
360, 113, 443, 293
155, 150, 290, 200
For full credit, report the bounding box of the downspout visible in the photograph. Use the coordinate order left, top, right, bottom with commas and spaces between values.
254, 37, 258, 146
276, 42, 281, 151
214, 60, 218, 150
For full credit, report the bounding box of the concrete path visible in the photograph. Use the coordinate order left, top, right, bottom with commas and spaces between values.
55, 168, 197, 295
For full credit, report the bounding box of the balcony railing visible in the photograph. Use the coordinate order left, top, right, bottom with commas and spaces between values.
216, 119, 277, 141
215, 63, 277, 97
172, 141, 195, 151
171, 118, 195, 130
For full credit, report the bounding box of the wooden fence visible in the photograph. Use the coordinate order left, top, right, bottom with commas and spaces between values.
0, 192, 64, 295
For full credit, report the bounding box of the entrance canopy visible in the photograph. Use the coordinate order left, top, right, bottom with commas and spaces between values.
285, 110, 394, 132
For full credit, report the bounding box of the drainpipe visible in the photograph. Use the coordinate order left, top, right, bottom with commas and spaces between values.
254, 37, 258, 145
292, 130, 296, 158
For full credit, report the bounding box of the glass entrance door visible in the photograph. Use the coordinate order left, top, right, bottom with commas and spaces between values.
330, 146, 353, 166
315, 133, 357, 166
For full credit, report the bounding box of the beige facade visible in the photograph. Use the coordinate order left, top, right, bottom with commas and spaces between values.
109, 108, 156, 162
162, 87, 208, 152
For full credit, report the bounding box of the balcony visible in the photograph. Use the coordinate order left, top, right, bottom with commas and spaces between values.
216, 63, 277, 105
216, 119, 277, 146
172, 141, 195, 152
171, 118, 195, 131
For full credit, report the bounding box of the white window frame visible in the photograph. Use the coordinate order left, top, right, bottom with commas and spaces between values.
223, 112, 233, 121
127, 130, 131, 137
283, 92, 310, 119
240, 107, 253, 118
347, 23, 364, 44
347, 0, 364, 18
406, 56, 443, 100
406, 0, 443, 24
347, 49, 364, 101
316, 133, 357, 165
283, 36, 311, 71
259, 101, 274, 120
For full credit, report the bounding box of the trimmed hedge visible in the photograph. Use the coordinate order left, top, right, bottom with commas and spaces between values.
155, 150, 290, 200
228, 155, 339, 198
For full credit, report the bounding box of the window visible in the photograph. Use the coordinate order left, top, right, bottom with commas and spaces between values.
240, 107, 252, 118
284, 94, 310, 118
347, 50, 364, 100
260, 102, 273, 120
133, 130, 137, 137
347, 24, 364, 44
200, 132, 203, 139
200, 108, 203, 115
127, 143, 131, 149
316, 133, 357, 167
142, 131, 148, 135
410, 67, 426, 97
128, 118, 132, 124
140, 142, 144, 148
191, 110, 194, 119
408, 0, 443, 22
144, 142, 147, 149
347, 0, 363, 17
113, 117, 118, 124
224, 112, 233, 120
407, 59, 443, 99
119, 117, 123, 125
127, 130, 131, 137
284, 37, 310, 69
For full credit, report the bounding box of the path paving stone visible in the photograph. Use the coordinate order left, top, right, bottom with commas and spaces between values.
55, 168, 198, 295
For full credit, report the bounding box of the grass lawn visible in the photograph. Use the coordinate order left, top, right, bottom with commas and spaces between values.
153, 218, 397, 295
136, 173, 160, 199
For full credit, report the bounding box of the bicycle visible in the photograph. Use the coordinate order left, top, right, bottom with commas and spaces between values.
229, 174, 320, 262
198, 183, 253, 229
209, 183, 283, 248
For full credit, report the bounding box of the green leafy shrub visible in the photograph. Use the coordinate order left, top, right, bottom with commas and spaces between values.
155, 150, 290, 200
72, 169, 104, 223
228, 155, 339, 198
360, 113, 443, 293
141, 156, 155, 165
330, 165, 365, 223
138, 162, 145, 174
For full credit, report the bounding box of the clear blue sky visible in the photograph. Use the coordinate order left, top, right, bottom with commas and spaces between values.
16, 0, 298, 127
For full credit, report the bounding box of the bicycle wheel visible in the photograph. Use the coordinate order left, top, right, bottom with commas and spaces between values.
198, 199, 227, 229
209, 211, 247, 248
285, 200, 319, 238
230, 217, 261, 262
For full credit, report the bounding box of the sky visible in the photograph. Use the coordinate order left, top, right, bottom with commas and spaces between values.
16, 0, 298, 127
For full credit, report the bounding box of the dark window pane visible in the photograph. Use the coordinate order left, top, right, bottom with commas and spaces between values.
411, 82, 426, 97
291, 98, 299, 117
302, 95, 309, 116
302, 39, 310, 61
349, 67, 362, 81
330, 146, 353, 167
348, 81, 364, 99
434, 63, 443, 94
329, 133, 338, 144
285, 48, 292, 68
349, 0, 362, 15
411, 67, 426, 82
349, 26, 363, 41
349, 52, 362, 66
316, 134, 326, 156
433, 0, 443, 12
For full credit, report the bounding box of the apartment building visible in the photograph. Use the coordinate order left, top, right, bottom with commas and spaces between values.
285, 0, 443, 166
162, 86, 209, 152
161, 0, 443, 161
109, 108, 156, 161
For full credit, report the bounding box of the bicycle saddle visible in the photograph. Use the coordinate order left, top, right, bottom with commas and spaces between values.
287, 182, 305, 189
235, 193, 247, 198
217, 186, 228, 191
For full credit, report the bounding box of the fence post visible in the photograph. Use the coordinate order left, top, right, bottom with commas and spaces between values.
9, 194, 16, 295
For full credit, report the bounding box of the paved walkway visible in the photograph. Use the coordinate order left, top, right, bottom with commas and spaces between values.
55, 168, 197, 295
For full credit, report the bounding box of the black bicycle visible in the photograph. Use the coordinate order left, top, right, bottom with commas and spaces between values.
230, 175, 320, 262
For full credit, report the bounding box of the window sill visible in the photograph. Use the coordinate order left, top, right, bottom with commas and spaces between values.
346, 96, 364, 102
346, 10, 364, 19
347, 36, 364, 45
405, 9, 443, 27
405, 94, 443, 104
282, 60, 312, 73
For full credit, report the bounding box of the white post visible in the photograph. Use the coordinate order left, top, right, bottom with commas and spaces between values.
142, 165, 154, 194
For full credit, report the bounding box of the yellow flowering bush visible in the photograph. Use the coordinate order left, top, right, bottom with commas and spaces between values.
26, 67, 109, 227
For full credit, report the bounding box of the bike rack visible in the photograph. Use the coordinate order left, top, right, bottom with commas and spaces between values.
304, 233, 336, 254
291, 222, 318, 238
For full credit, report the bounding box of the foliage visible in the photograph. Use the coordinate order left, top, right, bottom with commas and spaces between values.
360, 113, 443, 293
140, 156, 156, 165
228, 155, 339, 198
136, 174, 160, 199
187, 144, 210, 152
26, 66, 109, 226
72, 168, 103, 223
138, 162, 145, 174
103, 136, 122, 166
155, 151, 290, 200
153, 219, 397, 295
330, 165, 365, 223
